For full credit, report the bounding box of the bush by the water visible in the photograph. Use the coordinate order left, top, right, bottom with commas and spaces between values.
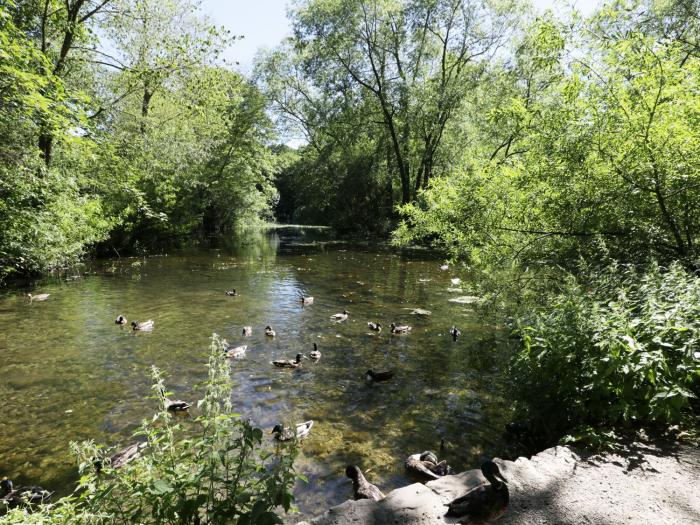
512, 262, 700, 447
0, 335, 300, 524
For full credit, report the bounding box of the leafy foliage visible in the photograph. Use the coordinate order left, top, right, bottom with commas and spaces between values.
511, 262, 700, 446
0, 335, 300, 524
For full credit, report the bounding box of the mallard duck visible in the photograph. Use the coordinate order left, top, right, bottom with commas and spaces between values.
345, 465, 384, 501
95, 442, 146, 471
272, 353, 304, 368
365, 369, 393, 382
390, 323, 411, 334
166, 399, 191, 413
271, 420, 313, 441
405, 451, 452, 480
331, 310, 349, 322
131, 320, 154, 331
300, 294, 314, 305
26, 293, 50, 302
224, 344, 247, 359
242, 326, 253, 336
450, 326, 461, 341
445, 460, 509, 523
265, 325, 276, 337
367, 322, 382, 332
115, 315, 127, 325
0, 478, 52, 508
225, 289, 238, 296
309, 342, 321, 360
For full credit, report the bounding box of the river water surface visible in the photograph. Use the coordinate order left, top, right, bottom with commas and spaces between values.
0, 227, 512, 520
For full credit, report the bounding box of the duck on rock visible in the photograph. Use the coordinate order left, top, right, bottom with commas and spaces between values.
445, 460, 509, 523
345, 465, 384, 501
405, 451, 452, 480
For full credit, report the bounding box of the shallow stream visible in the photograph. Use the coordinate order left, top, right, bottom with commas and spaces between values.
0, 227, 512, 519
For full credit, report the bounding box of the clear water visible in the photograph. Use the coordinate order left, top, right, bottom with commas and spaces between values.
0, 227, 512, 520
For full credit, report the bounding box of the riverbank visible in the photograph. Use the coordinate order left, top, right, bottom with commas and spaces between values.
298, 441, 700, 525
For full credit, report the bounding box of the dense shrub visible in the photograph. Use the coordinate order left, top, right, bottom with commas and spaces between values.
511, 262, 700, 446
0, 335, 300, 524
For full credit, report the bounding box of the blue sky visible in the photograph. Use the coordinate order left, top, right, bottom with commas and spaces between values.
200, 0, 602, 72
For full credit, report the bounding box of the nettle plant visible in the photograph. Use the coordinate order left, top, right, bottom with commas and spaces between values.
512, 262, 700, 447
1, 334, 300, 525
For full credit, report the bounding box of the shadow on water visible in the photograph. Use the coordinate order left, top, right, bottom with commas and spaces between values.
0, 225, 512, 520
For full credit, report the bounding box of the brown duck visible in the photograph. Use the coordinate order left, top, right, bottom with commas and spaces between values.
345, 465, 384, 501
445, 460, 509, 523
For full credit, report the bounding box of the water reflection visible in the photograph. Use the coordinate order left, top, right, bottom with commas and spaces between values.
0, 226, 511, 520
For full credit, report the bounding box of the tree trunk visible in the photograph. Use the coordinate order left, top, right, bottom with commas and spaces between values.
140, 86, 153, 134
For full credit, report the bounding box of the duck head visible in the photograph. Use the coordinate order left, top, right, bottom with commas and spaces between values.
1, 477, 13, 496
365, 370, 375, 380
481, 460, 507, 487
270, 424, 284, 435
313, 342, 318, 351
130, 321, 138, 329
345, 465, 361, 481
295, 353, 304, 363
115, 315, 127, 325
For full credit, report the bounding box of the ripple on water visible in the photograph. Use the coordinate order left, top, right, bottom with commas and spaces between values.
0, 230, 512, 520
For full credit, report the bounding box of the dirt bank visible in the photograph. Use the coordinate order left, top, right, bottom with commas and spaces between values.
297, 442, 700, 524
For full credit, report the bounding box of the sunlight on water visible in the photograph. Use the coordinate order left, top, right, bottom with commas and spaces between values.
0, 227, 512, 520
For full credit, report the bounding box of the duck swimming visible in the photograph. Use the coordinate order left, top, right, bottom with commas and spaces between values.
390, 323, 411, 334
224, 344, 247, 359
265, 325, 276, 337
95, 442, 146, 471
331, 310, 349, 322
367, 322, 381, 332
1, 478, 52, 508
272, 353, 304, 369
300, 294, 314, 305
115, 315, 127, 325
366, 369, 394, 382
445, 460, 509, 523
271, 420, 313, 441
405, 451, 452, 480
131, 320, 154, 331
450, 326, 461, 341
26, 293, 50, 302
309, 342, 321, 360
242, 326, 253, 336
225, 289, 238, 296
345, 465, 384, 501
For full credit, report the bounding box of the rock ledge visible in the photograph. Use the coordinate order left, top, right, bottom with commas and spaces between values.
297, 443, 700, 525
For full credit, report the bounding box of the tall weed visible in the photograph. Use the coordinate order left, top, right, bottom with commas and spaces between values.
1, 334, 300, 524
512, 262, 700, 446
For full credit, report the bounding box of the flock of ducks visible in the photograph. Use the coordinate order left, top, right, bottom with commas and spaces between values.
14, 268, 508, 523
